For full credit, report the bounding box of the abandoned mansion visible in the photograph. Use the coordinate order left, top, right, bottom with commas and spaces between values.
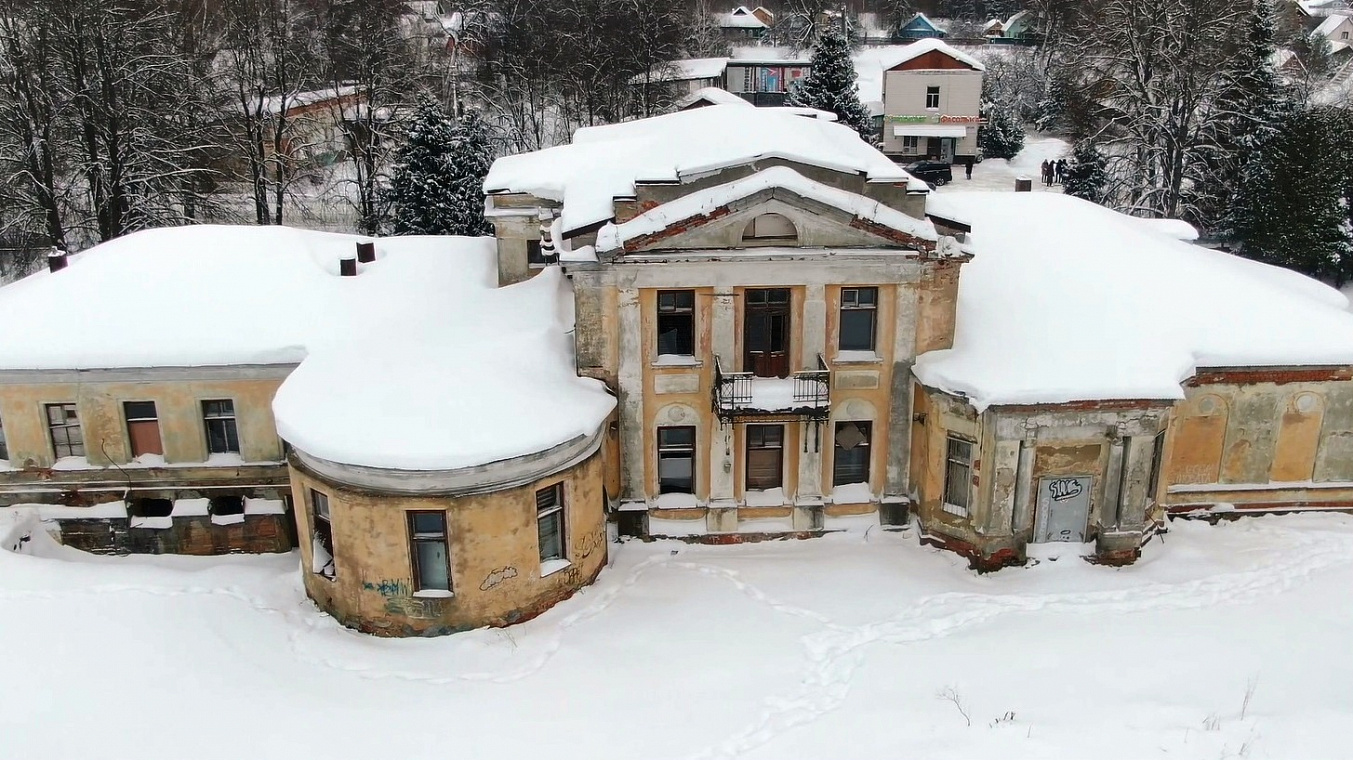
1, 105, 1352, 636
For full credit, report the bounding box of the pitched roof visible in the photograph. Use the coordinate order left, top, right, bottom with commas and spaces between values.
485, 105, 924, 234
881, 38, 985, 72
1314, 12, 1353, 38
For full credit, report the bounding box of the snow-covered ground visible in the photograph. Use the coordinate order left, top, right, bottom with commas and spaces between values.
1343, 282, 1352, 312
5, 509, 1353, 759
934, 135, 1069, 194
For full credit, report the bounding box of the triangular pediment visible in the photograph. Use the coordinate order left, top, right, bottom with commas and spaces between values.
595, 168, 937, 255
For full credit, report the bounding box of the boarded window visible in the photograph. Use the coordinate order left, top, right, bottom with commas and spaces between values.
536, 484, 565, 563
658, 426, 696, 494
926, 86, 940, 109
741, 213, 796, 241
124, 401, 163, 458
311, 489, 335, 579
45, 403, 83, 459
657, 290, 696, 357
202, 399, 240, 455
943, 436, 973, 515
745, 424, 784, 491
409, 511, 451, 592
839, 287, 878, 352
833, 421, 872, 486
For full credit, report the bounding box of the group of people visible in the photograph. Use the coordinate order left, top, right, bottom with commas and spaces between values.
1041, 159, 1067, 186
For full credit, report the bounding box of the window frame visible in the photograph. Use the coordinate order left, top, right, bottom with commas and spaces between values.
527, 239, 546, 267
123, 400, 163, 459
656, 289, 696, 359
536, 483, 566, 564
657, 425, 697, 495
408, 510, 452, 593
745, 423, 785, 492
838, 286, 879, 353
201, 399, 240, 456
942, 435, 974, 516
925, 85, 941, 109
310, 489, 336, 580
832, 421, 872, 487
45, 402, 84, 459
741, 213, 797, 242
902, 135, 919, 152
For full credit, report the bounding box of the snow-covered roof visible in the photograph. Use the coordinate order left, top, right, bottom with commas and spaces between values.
722, 6, 769, 28
880, 38, 985, 72
899, 12, 943, 32
1314, 12, 1353, 38
1298, 0, 1351, 17
642, 57, 730, 84
0, 226, 615, 471
914, 193, 1353, 410
678, 87, 750, 109
484, 105, 925, 234
594, 166, 938, 253
255, 85, 361, 117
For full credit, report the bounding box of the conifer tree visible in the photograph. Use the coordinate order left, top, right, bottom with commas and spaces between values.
785, 22, 875, 143
385, 95, 495, 237
978, 101, 1024, 160
1062, 141, 1110, 205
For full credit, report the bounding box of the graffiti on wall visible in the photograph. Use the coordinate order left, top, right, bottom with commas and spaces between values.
479, 566, 519, 592
574, 528, 604, 561
1048, 478, 1086, 502
384, 596, 447, 619
362, 578, 411, 597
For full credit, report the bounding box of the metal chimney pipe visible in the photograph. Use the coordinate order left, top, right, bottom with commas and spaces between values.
356, 241, 376, 263
339, 257, 357, 277
47, 248, 68, 273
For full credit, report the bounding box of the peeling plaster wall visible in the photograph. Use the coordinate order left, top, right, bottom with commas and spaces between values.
292, 447, 607, 637
1161, 374, 1353, 511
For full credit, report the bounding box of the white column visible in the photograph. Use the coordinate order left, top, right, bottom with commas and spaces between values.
797, 421, 824, 506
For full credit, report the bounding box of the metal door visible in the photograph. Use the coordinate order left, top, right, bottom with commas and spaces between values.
1034, 476, 1093, 543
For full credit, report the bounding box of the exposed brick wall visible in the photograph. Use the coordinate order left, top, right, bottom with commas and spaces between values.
58, 515, 294, 556
1187, 367, 1353, 386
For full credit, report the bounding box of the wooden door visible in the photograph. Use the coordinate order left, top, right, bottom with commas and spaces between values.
744, 288, 791, 378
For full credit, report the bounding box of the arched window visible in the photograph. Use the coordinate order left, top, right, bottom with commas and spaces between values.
741, 213, 797, 242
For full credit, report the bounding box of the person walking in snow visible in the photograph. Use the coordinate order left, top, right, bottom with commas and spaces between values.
1040, 160, 1051, 186
1056, 159, 1067, 184
963, 155, 974, 180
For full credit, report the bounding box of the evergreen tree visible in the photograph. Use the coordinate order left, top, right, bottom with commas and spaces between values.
1062, 141, 1110, 205
1227, 106, 1353, 283
784, 22, 875, 143
385, 96, 495, 237
1210, 0, 1294, 237
978, 101, 1024, 159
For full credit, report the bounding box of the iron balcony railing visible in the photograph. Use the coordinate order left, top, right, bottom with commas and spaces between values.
713, 354, 831, 421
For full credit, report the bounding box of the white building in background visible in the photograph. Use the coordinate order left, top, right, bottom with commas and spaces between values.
878, 40, 984, 164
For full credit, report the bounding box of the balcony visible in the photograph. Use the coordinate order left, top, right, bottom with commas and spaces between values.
713, 354, 831, 422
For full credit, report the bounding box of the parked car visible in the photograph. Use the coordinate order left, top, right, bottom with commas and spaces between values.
904, 160, 952, 187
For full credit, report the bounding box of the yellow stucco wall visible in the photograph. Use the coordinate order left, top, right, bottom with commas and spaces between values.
0, 375, 285, 468
1161, 377, 1353, 510
292, 449, 608, 636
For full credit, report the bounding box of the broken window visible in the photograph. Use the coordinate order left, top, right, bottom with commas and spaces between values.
741, 213, 797, 241
839, 287, 878, 353
209, 496, 244, 515
657, 290, 695, 357
409, 511, 451, 592
926, 86, 940, 109
130, 498, 173, 518
1147, 430, 1166, 503
124, 401, 163, 458
311, 489, 335, 579
202, 399, 240, 455
658, 426, 696, 494
536, 483, 565, 563
833, 421, 872, 487
943, 436, 973, 515
45, 403, 84, 459
745, 424, 784, 491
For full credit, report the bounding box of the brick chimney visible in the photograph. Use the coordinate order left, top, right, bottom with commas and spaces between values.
356, 241, 376, 263
340, 257, 357, 277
